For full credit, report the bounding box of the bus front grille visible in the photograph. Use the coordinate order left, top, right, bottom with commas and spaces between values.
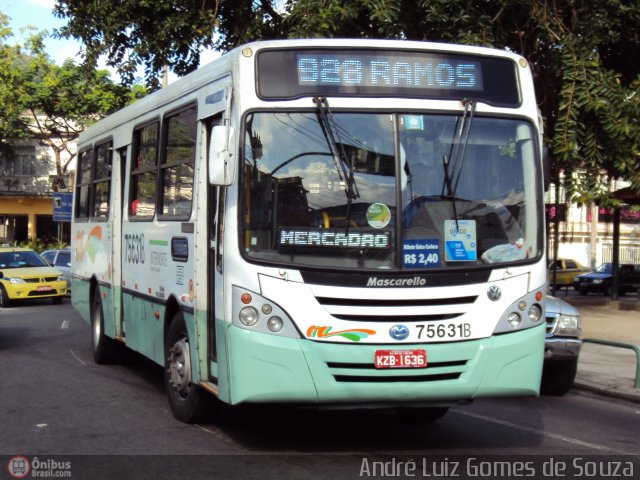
316, 296, 477, 307
315, 295, 477, 322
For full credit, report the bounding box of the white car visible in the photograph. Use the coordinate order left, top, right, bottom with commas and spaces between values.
40, 249, 72, 295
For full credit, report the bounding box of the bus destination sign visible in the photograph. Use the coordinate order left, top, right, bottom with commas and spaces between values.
278, 227, 391, 250
296, 53, 483, 91
257, 48, 520, 107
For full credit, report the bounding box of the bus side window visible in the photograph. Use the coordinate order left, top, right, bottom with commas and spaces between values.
92, 141, 112, 219
130, 122, 159, 219
75, 149, 93, 219
160, 105, 196, 219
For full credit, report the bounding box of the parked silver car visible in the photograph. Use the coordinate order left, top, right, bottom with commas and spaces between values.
40, 249, 71, 294
542, 295, 582, 395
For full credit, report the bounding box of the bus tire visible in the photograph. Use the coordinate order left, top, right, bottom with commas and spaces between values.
164, 312, 208, 423
91, 288, 119, 364
395, 406, 449, 422
0, 285, 11, 308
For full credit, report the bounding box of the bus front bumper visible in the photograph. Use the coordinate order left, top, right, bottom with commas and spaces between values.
223, 323, 544, 406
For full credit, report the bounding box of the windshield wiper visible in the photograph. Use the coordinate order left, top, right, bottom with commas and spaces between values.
313, 97, 359, 230
442, 99, 476, 230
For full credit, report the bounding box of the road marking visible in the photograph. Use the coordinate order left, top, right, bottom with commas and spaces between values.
455, 409, 637, 455
70, 349, 86, 366
61, 320, 70, 329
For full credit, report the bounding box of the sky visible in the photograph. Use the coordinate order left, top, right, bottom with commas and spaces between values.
1, 0, 219, 83
2, 0, 82, 65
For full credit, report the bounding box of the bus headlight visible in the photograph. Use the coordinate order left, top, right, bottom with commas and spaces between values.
507, 312, 521, 328
232, 286, 301, 339
267, 316, 284, 332
528, 304, 543, 322
239, 307, 259, 326
493, 290, 546, 334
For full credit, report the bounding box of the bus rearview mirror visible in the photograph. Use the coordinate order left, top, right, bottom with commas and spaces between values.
209, 126, 235, 186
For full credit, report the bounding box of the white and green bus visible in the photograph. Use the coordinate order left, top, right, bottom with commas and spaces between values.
71, 39, 547, 423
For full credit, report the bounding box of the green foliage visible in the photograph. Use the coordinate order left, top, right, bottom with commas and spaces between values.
51, 0, 640, 203
16, 238, 68, 253
54, 0, 222, 88
0, 13, 29, 151
0, 14, 148, 191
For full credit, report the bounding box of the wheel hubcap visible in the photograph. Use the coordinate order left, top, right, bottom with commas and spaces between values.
167, 337, 191, 399
92, 308, 101, 348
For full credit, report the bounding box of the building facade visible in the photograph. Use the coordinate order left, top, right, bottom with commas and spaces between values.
0, 138, 75, 245
547, 179, 640, 269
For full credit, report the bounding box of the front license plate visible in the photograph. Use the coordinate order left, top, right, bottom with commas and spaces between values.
374, 349, 427, 369
36, 286, 53, 292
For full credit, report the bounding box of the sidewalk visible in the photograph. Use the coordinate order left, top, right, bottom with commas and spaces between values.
559, 295, 640, 402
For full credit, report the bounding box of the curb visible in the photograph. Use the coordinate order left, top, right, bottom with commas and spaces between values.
573, 378, 640, 403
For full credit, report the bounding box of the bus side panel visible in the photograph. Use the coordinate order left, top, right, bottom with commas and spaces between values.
71, 276, 91, 325
71, 224, 114, 333
213, 316, 231, 403
99, 284, 116, 340
121, 292, 165, 365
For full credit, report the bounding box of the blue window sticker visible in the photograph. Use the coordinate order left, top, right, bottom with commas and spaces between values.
402, 115, 424, 130
402, 239, 440, 268
444, 219, 477, 261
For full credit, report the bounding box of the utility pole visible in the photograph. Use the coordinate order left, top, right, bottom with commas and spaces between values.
162, 65, 169, 88
590, 204, 598, 270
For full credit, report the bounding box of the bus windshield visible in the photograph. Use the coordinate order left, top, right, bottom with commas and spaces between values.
241, 111, 541, 270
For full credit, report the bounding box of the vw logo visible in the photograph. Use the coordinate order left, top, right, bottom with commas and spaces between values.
487, 285, 502, 301
389, 324, 410, 341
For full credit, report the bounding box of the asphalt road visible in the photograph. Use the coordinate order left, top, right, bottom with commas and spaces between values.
1, 300, 639, 479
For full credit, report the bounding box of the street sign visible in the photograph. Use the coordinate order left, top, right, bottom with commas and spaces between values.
53, 192, 73, 222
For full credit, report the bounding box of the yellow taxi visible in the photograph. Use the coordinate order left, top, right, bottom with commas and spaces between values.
547, 258, 590, 289
0, 246, 67, 307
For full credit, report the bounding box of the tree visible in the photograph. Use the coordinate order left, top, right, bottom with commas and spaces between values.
53, 0, 285, 89
53, 0, 640, 203
0, 13, 29, 157
0, 17, 146, 192
20, 30, 146, 191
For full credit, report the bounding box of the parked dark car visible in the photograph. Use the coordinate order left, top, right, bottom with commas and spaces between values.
542, 295, 582, 395
573, 263, 640, 296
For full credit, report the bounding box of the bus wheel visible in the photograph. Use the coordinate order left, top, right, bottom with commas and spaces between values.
91, 289, 118, 364
0, 286, 11, 308
165, 312, 208, 423
395, 406, 449, 422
